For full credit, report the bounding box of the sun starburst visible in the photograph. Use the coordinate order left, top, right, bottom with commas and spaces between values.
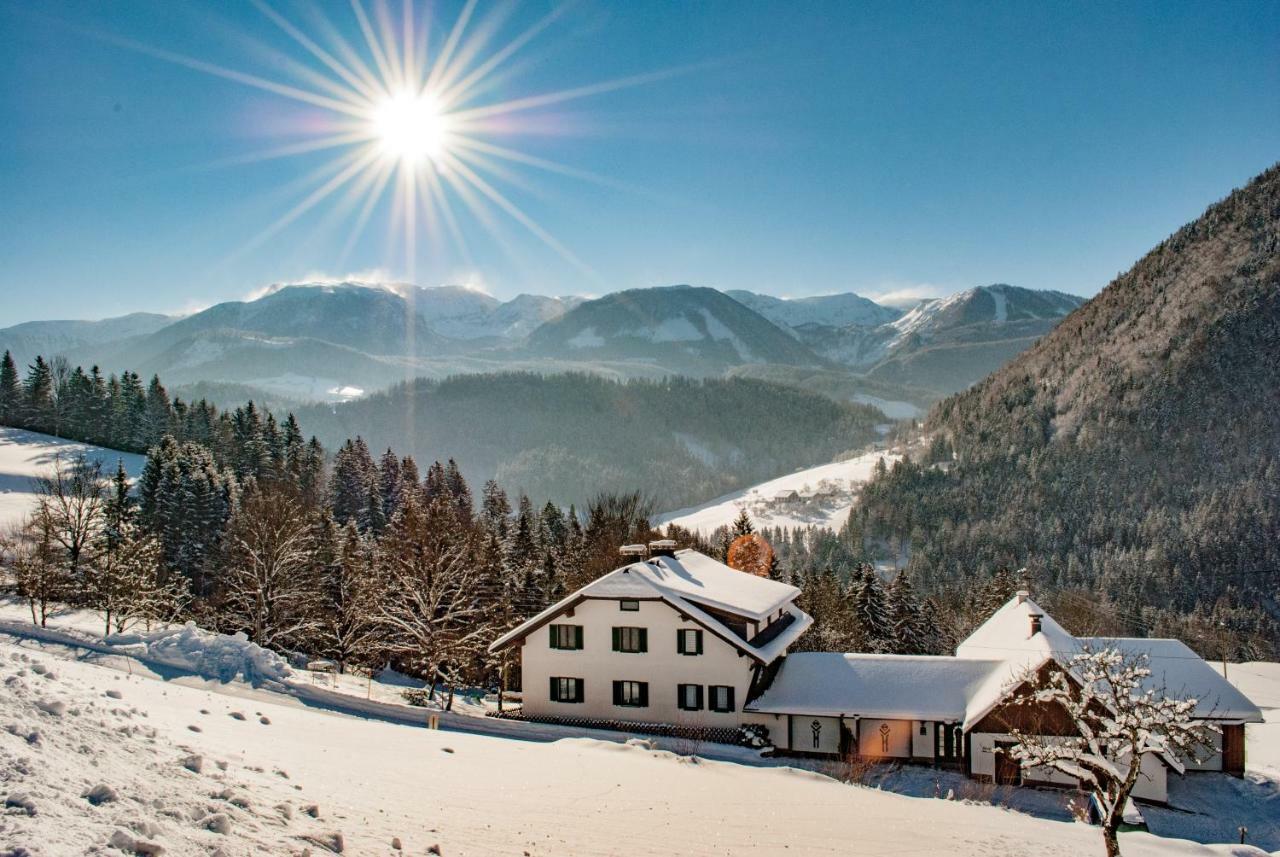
91, 0, 698, 282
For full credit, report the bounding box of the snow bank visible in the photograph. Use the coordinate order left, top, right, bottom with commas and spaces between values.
105, 622, 291, 686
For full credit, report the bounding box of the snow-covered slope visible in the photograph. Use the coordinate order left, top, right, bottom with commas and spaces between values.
0, 428, 146, 530
656, 447, 902, 534
526, 285, 821, 372
726, 290, 902, 330
1, 624, 1263, 856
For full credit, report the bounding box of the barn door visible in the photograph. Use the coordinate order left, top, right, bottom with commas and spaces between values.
1222, 725, 1245, 776
994, 742, 1021, 785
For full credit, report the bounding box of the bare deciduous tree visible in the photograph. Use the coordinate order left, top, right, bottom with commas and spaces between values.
220, 487, 320, 648
1003, 648, 1215, 857
32, 452, 108, 586
375, 493, 495, 708
4, 516, 69, 626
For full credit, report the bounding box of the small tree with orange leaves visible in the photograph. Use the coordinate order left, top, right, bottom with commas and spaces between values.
727, 533, 774, 578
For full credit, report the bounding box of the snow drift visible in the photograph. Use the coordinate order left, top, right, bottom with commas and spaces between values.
105, 622, 292, 686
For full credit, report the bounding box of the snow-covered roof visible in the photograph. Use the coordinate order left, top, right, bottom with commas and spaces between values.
488, 550, 808, 663
749, 591, 1263, 735
640, 550, 799, 620
956, 593, 1081, 730
747, 652, 1005, 720
1079, 637, 1264, 723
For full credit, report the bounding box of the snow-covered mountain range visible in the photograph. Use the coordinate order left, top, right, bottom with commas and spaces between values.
0, 281, 1085, 405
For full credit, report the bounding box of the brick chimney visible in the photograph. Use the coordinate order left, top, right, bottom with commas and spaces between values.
1029, 613, 1044, 637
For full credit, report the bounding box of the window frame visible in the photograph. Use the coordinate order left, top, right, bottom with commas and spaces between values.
612, 626, 648, 653
676, 628, 704, 656
677, 683, 704, 711
619, 599, 640, 612
708, 684, 736, 713
549, 676, 584, 703
613, 680, 649, 708
549, 623, 583, 650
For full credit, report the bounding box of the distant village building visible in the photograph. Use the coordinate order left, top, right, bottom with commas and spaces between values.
489, 549, 1262, 803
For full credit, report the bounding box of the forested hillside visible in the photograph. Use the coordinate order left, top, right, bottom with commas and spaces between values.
848, 164, 1280, 658
297, 373, 885, 509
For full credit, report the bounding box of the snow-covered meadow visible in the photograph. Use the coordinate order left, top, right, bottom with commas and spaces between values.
0, 607, 1276, 856
656, 447, 902, 534
0, 427, 145, 531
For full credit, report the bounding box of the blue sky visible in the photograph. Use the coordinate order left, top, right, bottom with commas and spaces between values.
1, 0, 1277, 326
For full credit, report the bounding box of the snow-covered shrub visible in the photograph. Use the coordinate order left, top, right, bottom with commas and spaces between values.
737, 723, 772, 749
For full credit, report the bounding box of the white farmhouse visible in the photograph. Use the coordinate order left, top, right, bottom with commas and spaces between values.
489, 546, 812, 732
489, 548, 1263, 803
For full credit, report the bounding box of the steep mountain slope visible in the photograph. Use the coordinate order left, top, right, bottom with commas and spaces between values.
148, 283, 443, 357
850, 165, 1280, 655
795, 285, 1086, 394
725, 290, 901, 329
297, 373, 884, 509
525, 285, 821, 372
0, 312, 173, 368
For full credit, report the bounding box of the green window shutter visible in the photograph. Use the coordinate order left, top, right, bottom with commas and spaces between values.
575, 626, 584, 650
696, 685, 704, 710
549, 676, 559, 701
638, 628, 647, 653
726, 686, 735, 712
612, 681, 622, 705
612, 628, 620, 651
549, 626, 557, 648
676, 630, 685, 655
696, 630, 704, 655
639, 682, 649, 707
676, 684, 686, 710
575, 679, 584, 703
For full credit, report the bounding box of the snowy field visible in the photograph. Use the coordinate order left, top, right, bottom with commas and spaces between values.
656, 447, 902, 534
0, 607, 1276, 855
0, 427, 146, 531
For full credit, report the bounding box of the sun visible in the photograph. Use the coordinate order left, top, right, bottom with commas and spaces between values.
372, 90, 450, 166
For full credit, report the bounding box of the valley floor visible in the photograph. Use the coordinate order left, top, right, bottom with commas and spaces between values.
0, 609, 1276, 856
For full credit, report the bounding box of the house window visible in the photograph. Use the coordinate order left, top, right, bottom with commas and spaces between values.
676, 628, 703, 655
919, 723, 927, 736
613, 680, 648, 707
619, 599, 640, 611
549, 676, 584, 703
708, 685, 735, 713
612, 626, 647, 653
549, 624, 583, 650
677, 683, 703, 711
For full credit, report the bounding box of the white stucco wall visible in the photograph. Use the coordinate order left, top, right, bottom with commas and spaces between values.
519, 597, 759, 727
1180, 727, 1223, 771
969, 733, 1168, 803
912, 721, 935, 759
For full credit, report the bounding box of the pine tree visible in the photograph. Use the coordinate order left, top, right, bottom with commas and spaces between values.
444, 459, 473, 524
887, 572, 926, 654
0, 350, 20, 424
22, 356, 55, 433
143, 375, 172, 450
731, 509, 755, 538
480, 480, 511, 538
851, 564, 892, 651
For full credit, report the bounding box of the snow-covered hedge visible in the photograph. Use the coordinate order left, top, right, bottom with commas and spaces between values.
104, 622, 292, 686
